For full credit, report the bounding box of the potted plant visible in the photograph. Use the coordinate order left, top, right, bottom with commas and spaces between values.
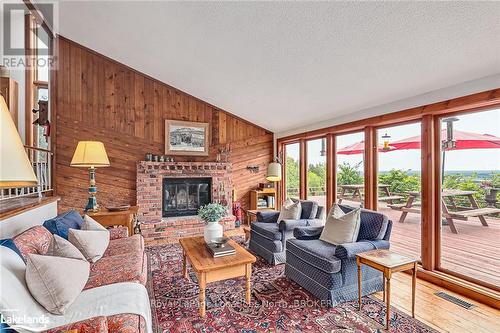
198, 203, 227, 243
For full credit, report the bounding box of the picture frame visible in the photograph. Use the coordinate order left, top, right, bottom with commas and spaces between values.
165, 120, 210, 156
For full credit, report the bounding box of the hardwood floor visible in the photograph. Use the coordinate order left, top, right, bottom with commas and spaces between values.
374, 273, 500, 333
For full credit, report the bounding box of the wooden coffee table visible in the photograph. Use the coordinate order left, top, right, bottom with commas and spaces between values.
179, 236, 256, 317
356, 249, 417, 331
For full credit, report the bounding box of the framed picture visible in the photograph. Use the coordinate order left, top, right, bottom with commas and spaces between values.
165, 120, 210, 156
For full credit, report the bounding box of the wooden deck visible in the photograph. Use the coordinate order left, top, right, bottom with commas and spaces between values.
379, 202, 500, 288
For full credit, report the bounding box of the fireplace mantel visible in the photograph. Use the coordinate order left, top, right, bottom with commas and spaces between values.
136, 161, 235, 243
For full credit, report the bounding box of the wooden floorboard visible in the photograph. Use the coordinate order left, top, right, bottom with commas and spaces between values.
374, 273, 500, 333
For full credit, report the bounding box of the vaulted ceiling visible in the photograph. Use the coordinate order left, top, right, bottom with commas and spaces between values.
55, 1, 500, 133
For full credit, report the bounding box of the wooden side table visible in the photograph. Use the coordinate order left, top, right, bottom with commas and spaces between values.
356, 249, 417, 331
179, 236, 256, 317
83, 206, 138, 236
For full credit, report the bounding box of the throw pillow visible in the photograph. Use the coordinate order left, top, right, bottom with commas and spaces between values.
320, 204, 361, 245
68, 229, 109, 263
82, 214, 108, 232
0, 239, 23, 260
277, 198, 302, 222
47, 234, 87, 261
43, 210, 84, 239
25, 253, 90, 315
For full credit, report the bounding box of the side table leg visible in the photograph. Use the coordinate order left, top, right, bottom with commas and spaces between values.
357, 258, 362, 311
386, 276, 391, 331
412, 262, 417, 318
199, 273, 206, 317
382, 275, 386, 303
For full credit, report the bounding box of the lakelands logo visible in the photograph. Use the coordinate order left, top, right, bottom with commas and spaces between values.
1, 310, 50, 330
1, 1, 55, 69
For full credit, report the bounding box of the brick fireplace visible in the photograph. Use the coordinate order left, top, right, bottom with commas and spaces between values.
136, 161, 236, 244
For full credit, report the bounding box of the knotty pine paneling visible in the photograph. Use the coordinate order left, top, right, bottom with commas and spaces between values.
53, 37, 273, 215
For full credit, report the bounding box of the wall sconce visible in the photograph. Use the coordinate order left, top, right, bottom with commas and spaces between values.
381, 133, 391, 150
246, 165, 260, 173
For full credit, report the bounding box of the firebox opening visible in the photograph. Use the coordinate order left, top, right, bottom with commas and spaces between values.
162, 177, 212, 217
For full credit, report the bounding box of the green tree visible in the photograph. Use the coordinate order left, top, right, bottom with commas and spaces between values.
378, 169, 420, 194
285, 156, 299, 197
337, 162, 363, 186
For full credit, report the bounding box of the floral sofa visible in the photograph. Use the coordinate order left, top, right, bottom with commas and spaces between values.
11, 225, 148, 333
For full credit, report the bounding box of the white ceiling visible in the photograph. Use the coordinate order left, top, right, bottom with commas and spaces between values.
55, 1, 500, 133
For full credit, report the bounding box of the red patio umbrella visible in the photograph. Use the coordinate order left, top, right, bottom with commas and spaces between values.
390, 129, 500, 150
337, 140, 395, 155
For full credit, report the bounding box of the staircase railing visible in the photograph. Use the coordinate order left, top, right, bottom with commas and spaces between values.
0, 145, 53, 200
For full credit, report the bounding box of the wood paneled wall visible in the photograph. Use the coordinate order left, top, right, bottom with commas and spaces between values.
53, 37, 273, 214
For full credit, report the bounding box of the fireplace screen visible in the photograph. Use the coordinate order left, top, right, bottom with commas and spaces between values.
163, 178, 211, 217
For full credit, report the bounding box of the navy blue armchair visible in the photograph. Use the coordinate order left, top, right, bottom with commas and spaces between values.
248, 200, 325, 265
285, 205, 392, 306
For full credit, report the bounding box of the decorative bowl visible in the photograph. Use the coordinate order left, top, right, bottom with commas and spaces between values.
106, 205, 131, 212
210, 236, 229, 248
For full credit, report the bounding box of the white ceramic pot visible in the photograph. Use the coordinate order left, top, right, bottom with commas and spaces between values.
204, 221, 223, 243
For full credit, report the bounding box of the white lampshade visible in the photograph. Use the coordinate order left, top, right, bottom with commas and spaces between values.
266, 162, 282, 182
0, 95, 38, 188
70, 141, 110, 168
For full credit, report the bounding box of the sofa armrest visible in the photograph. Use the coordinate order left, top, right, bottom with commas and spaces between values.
109, 226, 129, 240
256, 210, 280, 223
334, 240, 390, 260
293, 226, 325, 240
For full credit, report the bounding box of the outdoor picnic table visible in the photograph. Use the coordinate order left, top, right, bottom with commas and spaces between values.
388, 190, 500, 234
338, 184, 404, 205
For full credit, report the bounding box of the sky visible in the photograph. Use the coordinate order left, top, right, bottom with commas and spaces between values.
286, 108, 500, 172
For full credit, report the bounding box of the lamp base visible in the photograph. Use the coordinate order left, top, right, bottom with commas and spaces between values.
84, 167, 99, 212
84, 196, 99, 212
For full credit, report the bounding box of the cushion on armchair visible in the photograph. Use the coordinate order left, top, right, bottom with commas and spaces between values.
320, 204, 361, 245
339, 205, 389, 241
277, 198, 302, 222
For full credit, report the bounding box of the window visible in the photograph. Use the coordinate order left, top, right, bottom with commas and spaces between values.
439, 108, 500, 288
306, 138, 327, 208
284, 143, 300, 200
336, 132, 364, 207
376, 123, 422, 260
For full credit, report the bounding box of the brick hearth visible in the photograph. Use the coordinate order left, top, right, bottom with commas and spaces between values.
136, 161, 235, 244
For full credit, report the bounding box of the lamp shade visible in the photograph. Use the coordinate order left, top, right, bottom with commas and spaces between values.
266, 162, 282, 182
70, 141, 110, 167
0, 96, 38, 188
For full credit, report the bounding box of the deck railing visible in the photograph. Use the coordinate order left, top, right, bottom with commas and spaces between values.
0, 146, 53, 200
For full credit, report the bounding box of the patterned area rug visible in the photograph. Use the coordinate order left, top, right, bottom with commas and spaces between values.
146, 242, 437, 333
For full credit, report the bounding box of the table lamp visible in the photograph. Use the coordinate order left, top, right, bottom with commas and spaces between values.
70, 141, 110, 211
0, 95, 38, 188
